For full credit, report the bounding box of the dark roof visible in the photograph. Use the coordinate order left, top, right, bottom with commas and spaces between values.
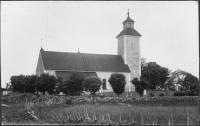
40, 51, 130, 72
55, 71, 98, 81
123, 16, 135, 24
116, 28, 142, 38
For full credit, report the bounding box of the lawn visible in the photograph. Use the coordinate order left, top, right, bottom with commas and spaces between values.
1, 93, 200, 125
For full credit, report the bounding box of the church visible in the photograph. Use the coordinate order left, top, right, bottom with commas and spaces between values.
36, 11, 142, 92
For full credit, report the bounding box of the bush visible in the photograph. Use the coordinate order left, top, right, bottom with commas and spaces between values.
149, 92, 155, 97
83, 77, 102, 95
158, 93, 164, 97
36, 73, 57, 95
188, 84, 199, 96
173, 91, 199, 96
131, 77, 148, 96
62, 73, 85, 96
187, 91, 199, 96
173, 92, 186, 96
108, 73, 126, 97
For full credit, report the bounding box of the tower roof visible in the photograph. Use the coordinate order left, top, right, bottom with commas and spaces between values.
123, 16, 135, 24
116, 28, 142, 38
117, 10, 142, 38
123, 9, 135, 24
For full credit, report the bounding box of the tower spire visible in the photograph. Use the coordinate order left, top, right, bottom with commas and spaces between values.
127, 9, 129, 17
41, 38, 43, 48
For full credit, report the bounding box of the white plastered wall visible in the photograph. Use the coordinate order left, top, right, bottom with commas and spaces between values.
44, 70, 56, 77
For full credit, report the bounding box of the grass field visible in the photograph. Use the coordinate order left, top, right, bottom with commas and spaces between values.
1, 92, 200, 125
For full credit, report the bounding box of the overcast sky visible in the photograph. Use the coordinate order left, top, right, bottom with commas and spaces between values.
1, 1, 199, 88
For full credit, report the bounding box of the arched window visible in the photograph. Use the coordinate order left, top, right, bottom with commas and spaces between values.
102, 79, 107, 89
132, 42, 134, 47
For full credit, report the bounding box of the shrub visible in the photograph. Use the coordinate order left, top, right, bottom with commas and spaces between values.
149, 92, 155, 97
158, 93, 164, 97
188, 84, 199, 96
131, 77, 148, 96
62, 73, 85, 96
187, 91, 199, 96
83, 77, 102, 95
108, 73, 126, 97
173, 92, 186, 96
36, 73, 57, 95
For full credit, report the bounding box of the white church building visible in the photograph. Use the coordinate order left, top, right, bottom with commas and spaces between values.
36, 11, 142, 92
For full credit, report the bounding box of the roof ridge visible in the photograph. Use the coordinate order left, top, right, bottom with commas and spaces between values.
42, 50, 78, 54
43, 50, 119, 56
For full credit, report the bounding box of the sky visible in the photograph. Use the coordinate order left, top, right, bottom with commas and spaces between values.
1, 1, 199, 88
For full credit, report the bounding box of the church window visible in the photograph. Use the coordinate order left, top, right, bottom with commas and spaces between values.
102, 79, 107, 89
132, 42, 134, 47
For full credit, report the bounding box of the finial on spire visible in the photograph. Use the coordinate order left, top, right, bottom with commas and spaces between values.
78, 47, 80, 53
127, 9, 129, 17
41, 38, 43, 48
40, 38, 44, 51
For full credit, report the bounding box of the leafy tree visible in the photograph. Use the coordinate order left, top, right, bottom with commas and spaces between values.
182, 73, 199, 91
131, 77, 148, 96
165, 69, 187, 90
108, 73, 126, 97
36, 73, 57, 95
83, 77, 102, 95
187, 84, 199, 96
62, 73, 85, 96
141, 62, 169, 90
24, 75, 37, 93
10, 75, 26, 93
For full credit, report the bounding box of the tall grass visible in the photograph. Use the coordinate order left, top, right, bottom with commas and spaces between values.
2, 93, 199, 125
45, 103, 198, 125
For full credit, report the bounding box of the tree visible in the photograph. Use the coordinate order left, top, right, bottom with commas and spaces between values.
62, 73, 85, 96
165, 69, 187, 90
108, 73, 126, 97
83, 77, 102, 95
141, 62, 169, 90
131, 77, 148, 96
182, 73, 199, 91
24, 75, 37, 93
188, 84, 199, 96
166, 69, 198, 91
10, 75, 26, 93
36, 73, 57, 95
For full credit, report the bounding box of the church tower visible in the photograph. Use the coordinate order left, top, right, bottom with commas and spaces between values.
116, 10, 142, 84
